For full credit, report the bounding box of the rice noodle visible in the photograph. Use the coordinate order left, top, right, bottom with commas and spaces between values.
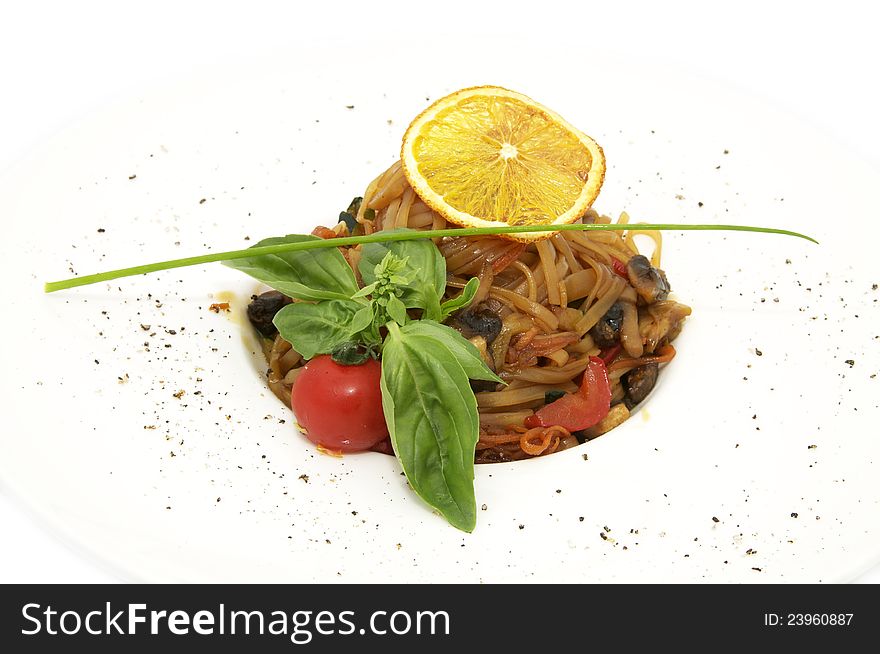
575, 275, 627, 335
536, 240, 560, 306
476, 382, 578, 410
490, 287, 559, 332
511, 261, 537, 302
619, 296, 644, 358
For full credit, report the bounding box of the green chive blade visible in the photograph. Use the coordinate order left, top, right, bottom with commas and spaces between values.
43, 222, 817, 293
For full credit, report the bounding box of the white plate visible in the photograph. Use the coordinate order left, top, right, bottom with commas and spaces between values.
1, 45, 878, 583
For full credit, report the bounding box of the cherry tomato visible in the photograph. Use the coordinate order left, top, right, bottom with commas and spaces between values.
291, 355, 388, 452
524, 356, 611, 431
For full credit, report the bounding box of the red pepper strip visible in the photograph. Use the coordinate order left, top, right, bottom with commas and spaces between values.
311, 226, 338, 239
610, 256, 629, 279
491, 243, 527, 273
599, 343, 622, 367
607, 343, 676, 373
524, 356, 612, 430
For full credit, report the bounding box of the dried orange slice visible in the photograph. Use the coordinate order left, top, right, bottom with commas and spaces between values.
401, 86, 605, 241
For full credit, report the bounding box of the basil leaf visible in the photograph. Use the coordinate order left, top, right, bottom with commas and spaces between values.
223, 234, 359, 302
351, 282, 377, 299
385, 294, 409, 325
440, 277, 480, 319
420, 286, 443, 322
398, 320, 501, 383
381, 322, 479, 532
349, 305, 374, 334
359, 229, 446, 312
273, 300, 359, 359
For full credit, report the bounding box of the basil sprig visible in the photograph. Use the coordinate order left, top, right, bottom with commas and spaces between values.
358, 229, 447, 321
220, 228, 499, 530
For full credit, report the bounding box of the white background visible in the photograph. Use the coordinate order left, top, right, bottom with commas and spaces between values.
1, 0, 877, 583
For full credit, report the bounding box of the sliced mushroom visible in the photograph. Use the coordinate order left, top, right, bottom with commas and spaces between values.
589, 301, 624, 349
624, 363, 659, 406
247, 291, 292, 337
452, 302, 503, 344
626, 254, 670, 303
638, 301, 692, 352
470, 378, 500, 394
